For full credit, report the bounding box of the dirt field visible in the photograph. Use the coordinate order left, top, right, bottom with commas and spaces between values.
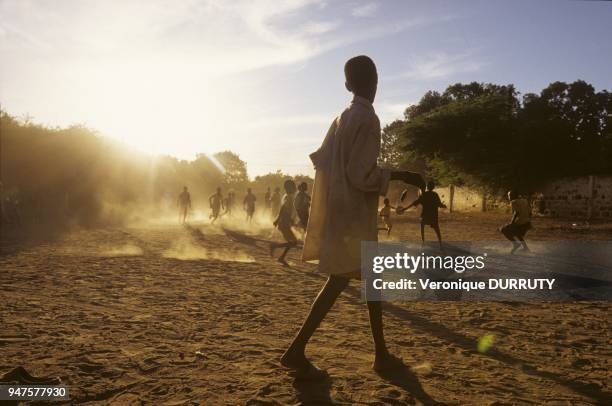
1, 212, 611, 405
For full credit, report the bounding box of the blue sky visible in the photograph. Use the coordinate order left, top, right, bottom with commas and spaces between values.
1, 0, 611, 176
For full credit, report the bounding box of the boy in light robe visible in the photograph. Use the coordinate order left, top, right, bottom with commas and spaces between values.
281, 55, 425, 375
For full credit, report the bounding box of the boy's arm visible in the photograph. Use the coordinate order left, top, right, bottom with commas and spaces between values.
390, 171, 426, 191
310, 118, 339, 170
510, 201, 518, 223
346, 118, 391, 195
406, 197, 421, 209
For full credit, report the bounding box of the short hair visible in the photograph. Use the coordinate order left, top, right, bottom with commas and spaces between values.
284, 179, 297, 194
427, 180, 436, 190
298, 182, 308, 191
344, 55, 377, 90
383, 198, 390, 204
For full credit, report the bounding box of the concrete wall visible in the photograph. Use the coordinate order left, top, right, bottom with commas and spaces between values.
436, 185, 485, 212
387, 175, 612, 219
535, 175, 612, 219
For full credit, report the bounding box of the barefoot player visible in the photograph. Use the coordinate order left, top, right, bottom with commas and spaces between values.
281, 55, 425, 376
270, 180, 298, 265
401, 180, 446, 250
500, 190, 532, 254
177, 186, 191, 225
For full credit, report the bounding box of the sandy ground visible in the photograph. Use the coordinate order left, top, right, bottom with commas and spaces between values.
1, 212, 611, 405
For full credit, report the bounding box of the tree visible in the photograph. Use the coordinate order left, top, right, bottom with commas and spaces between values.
213, 151, 248, 186
394, 81, 611, 193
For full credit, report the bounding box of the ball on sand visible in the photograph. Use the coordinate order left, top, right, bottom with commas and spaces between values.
477, 333, 495, 353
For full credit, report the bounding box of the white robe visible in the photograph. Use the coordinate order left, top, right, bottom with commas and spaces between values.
302, 96, 390, 276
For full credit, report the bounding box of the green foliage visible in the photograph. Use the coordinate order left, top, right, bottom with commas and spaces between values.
396, 81, 612, 193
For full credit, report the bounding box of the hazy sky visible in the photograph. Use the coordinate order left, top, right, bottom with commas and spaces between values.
1, 0, 611, 177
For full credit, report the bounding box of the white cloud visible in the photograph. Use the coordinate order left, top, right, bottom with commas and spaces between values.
377, 101, 411, 125
389, 51, 485, 81
352, 2, 379, 18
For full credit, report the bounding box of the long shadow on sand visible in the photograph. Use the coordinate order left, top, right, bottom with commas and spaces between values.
222, 230, 610, 404
279, 258, 610, 405
376, 366, 442, 405
342, 284, 612, 405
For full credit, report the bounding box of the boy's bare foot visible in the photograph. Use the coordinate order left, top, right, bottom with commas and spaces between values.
281, 351, 328, 380
373, 353, 405, 372
510, 242, 520, 254
280, 350, 311, 370
278, 258, 289, 266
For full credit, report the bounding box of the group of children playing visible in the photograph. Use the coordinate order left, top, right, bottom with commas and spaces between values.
179, 55, 532, 377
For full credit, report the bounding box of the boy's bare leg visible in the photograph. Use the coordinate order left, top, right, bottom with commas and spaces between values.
281, 275, 350, 370
433, 224, 443, 250
420, 223, 425, 244
517, 233, 530, 251
368, 300, 402, 371
279, 246, 291, 264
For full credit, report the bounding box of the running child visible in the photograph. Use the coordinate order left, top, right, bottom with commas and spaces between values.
399, 180, 446, 250
271, 187, 281, 218
500, 190, 532, 254
209, 187, 224, 223
177, 186, 191, 225
378, 198, 395, 236
270, 179, 299, 265
294, 181, 311, 230
243, 188, 256, 223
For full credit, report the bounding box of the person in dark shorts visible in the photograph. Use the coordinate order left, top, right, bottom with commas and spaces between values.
401, 180, 446, 249
264, 187, 272, 216
177, 186, 192, 225
500, 190, 532, 254
294, 181, 311, 230
209, 187, 224, 223
243, 188, 256, 223
270, 180, 298, 265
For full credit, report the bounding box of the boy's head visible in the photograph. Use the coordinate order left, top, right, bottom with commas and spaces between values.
183, 186, 188, 192
284, 179, 297, 194
344, 55, 378, 102
247, 187, 252, 194
427, 180, 436, 191
383, 198, 390, 205
298, 182, 308, 192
